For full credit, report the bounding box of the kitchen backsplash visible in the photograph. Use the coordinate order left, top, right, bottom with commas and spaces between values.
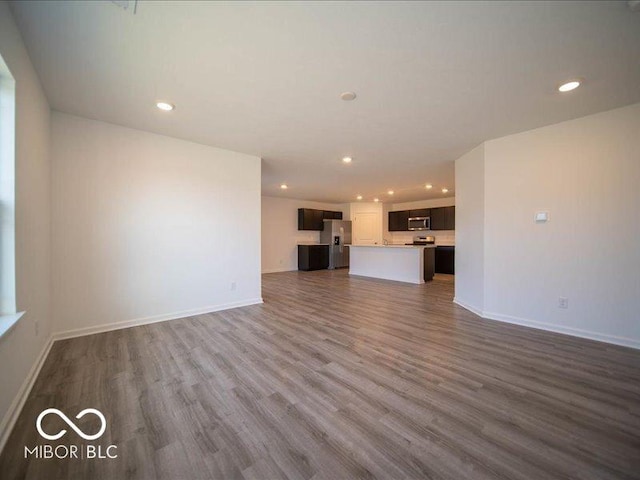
387, 231, 455, 246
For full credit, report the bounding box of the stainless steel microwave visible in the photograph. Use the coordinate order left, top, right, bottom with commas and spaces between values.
408, 217, 430, 231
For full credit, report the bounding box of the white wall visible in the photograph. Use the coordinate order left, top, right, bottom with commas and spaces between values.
455, 102, 640, 348
0, 0, 52, 444
51, 113, 262, 335
453, 144, 484, 312
261, 196, 345, 273
391, 197, 457, 211
483, 102, 640, 347
386, 197, 456, 246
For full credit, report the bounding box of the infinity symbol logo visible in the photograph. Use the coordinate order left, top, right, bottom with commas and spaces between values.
36, 408, 107, 441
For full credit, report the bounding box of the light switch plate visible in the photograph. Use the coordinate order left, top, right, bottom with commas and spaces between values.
535, 212, 548, 223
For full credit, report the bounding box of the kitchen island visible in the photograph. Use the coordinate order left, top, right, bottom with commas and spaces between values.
349, 244, 435, 284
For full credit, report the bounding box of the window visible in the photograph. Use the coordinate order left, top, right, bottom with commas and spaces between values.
0, 52, 21, 338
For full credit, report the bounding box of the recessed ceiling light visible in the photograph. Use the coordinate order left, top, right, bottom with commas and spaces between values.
373, 198, 379, 202
558, 81, 581, 92
388, 190, 394, 195
356, 195, 363, 200
156, 101, 175, 111
342, 156, 352, 163
280, 184, 288, 190
425, 184, 433, 189
340, 92, 357, 101
442, 188, 449, 193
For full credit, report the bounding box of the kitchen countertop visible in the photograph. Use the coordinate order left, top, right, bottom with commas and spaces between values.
351, 244, 435, 249
299, 243, 450, 247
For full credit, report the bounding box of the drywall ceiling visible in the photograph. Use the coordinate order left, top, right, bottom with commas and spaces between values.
10, 1, 640, 203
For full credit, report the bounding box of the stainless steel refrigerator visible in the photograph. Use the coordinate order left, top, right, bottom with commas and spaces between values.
320, 220, 352, 269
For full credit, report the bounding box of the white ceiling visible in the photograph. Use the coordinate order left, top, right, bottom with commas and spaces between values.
10, 1, 640, 203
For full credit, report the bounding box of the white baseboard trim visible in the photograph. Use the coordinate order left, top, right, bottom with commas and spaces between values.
53, 297, 264, 341
0, 334, 54, 454
452, 297, 484, 317
262, 268, 295, 274
482, 310, 640, 350
453, 298, 640, 350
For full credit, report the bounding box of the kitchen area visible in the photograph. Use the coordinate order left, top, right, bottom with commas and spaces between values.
295, 202, 455, 284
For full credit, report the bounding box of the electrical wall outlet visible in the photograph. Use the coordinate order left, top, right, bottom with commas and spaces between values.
558, 297, 569, 309
231, 282, 237, 291
34, 320, 39, 336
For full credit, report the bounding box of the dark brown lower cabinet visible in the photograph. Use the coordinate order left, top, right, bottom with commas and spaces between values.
435, 246, 455, 274
424, 247, 435, 281
298, 245, 330, 271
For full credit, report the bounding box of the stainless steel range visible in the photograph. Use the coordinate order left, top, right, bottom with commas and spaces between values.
405, 235, 435, 246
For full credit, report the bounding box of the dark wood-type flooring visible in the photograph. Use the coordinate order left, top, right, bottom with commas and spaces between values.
1, 270, 639, 479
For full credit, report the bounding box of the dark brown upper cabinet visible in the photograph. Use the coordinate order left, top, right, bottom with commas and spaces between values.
409, 208, 430, 218
388, 210, 410, 231
323, 210, 343, 220
388, 206, 455, 231
298, 208, 343, 230
430, 206, 455, 230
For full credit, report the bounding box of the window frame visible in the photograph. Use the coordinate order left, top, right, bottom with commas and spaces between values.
0, 52, 24, 339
